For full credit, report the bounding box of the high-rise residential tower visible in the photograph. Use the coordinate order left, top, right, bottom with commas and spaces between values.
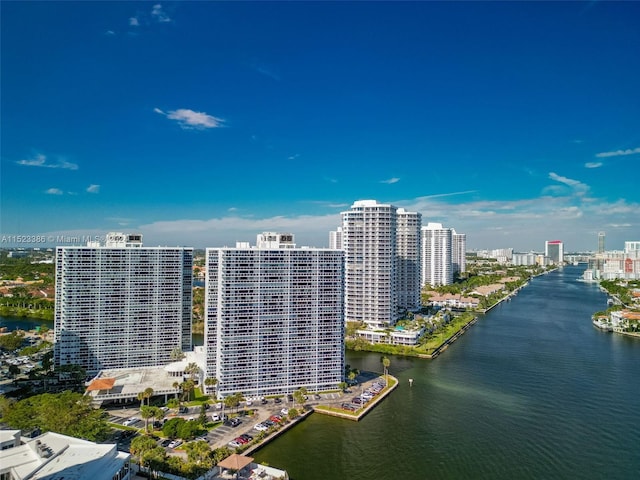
329, 227, 343, 250
545, 240, 564, 264
396, 208, 422, 312
598, 232, 606, 254
452, 229, 467, 275
341, 200, 398, 328
421, 223, 453, 287
340, 200, 422, 329
205, 233, 344, 397
54, 233, 193, 376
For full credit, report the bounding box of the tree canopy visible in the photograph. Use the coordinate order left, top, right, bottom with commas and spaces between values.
1, 391, 110, 441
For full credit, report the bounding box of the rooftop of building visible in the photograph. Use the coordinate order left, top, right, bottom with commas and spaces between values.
0, 431, 128, 480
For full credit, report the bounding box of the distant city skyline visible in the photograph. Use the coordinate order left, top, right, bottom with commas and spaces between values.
1, 2, 639, 251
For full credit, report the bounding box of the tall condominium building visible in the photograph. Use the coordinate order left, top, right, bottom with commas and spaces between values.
54, 233, 193, 376
452, 230, 467, 274
396, 208, 422, 311
421, 223, 453, 287
598, 232, 606, 254
340, 200, 421, 329
329, 227, 343, 250
205, 233, 344, 397
545, 240, 564, 264
341, 200, 397, 328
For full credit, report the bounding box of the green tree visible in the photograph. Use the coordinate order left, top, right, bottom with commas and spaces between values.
198, 404, 207, 425
2, 391, 110, 441
151, 406, 165, 429
184, 440, 213, 466
140, 405, 155, 432
204, 376, 218, 402
288, 407, 300, 419
181, 379, 195, 402
381, 356, 391, 384
293, 387, 307, 411
130, 435, 164, 475
0, 331, 26, 351
184, 362, 201, 383
162, 418, 185, 439
170, 347, 185, 361
338, 381, 348, 392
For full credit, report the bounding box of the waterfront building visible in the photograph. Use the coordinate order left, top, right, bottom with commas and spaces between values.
341, 200, 398, 328
584, 241, 640, 281
329, 227, 343, 250
205, 233, 344, 397
421, 223, 453, 287
54, 233, 193, 376
475, 248, 513, 264
339, 200, 422, 331
512, 252, 538, 266
0, 431, 130, 480
452, 230, 467, 274
545, 240, 564, 264
396, 208, 422, 312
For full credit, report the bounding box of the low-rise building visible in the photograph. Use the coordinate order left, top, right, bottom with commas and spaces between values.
0, 431, 130, 480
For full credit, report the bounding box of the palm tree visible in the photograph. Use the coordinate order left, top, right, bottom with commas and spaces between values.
140, 405, 154, 432
151, 406, 165, 429
185, 362, 201, 382
382, 356, 391, 384
204, 376, 218, 402
172, 381, 181, 400
143, 387, 154, 406
182, 379, 195, 403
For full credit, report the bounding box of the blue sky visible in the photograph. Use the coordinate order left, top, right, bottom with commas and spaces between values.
1, 1, 639, 251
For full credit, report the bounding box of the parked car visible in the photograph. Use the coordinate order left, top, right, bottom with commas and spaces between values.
255, 423, 268, 432
274, 397, 282, 404
228, 440, 241, 448
122, 417, 139, 426
281, 408, 289, 416
211, 413, 221, 422
168, 439, 182, 449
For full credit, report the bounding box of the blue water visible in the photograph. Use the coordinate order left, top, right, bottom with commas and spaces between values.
254, 266, 640, 479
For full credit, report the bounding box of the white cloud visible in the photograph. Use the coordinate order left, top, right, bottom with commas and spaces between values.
151, 4, 171, 23
155, 107, 225, 129
129, 17, 139, 26
595, 147, 640, 158
16, 153, 78, 170
380, 177, 400, 184
86, 184, 100, 194
288, 154, 300, 161
105, 30, 116, 35
45, 188, 63, 195
584, 162, 603, 169
548, 172, 589, 196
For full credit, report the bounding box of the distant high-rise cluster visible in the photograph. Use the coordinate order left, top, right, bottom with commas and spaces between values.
421, 223, 466, 287
585, 238, 640, 281
54, 233, 193, 375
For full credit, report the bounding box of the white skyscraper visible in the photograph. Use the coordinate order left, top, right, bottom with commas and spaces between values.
340, 200, 422, 330
54, 233, 193, 376
205, 234, 344, 397
421, 223, 453, 287
329, 227, 343, 250
396, 208, 422, 311
452, 230, 467, 275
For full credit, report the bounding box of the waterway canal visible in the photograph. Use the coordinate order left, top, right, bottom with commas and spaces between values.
254, 265, 640, 479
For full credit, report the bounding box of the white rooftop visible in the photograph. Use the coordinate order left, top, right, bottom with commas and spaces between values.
0, 431, 129, 480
